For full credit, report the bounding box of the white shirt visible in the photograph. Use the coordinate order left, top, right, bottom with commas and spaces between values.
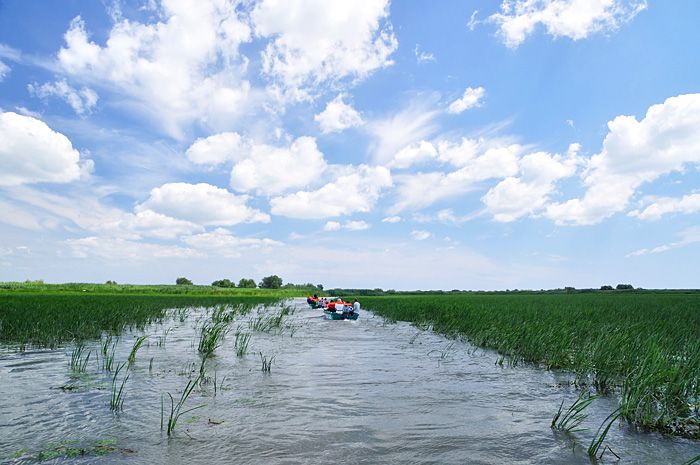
353, 301, 360, 313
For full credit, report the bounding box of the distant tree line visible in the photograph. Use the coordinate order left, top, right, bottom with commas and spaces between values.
176, 275, 323, 291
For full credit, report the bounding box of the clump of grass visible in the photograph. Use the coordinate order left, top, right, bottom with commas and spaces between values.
161, 374, 206, 436
198, 322, 228, 354
70, 343, 92, 373
127, 335, 147, 365
551, 391, 600, 433
102, 336, 118, 371
260, 353, 274, 372
234, 330, 251, 357
110, 362, 129, 412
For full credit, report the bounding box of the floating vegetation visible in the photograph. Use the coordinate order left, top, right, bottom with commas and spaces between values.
0, 439, 130, 461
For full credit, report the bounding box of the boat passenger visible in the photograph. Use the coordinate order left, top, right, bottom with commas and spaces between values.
350, 298, 360, 316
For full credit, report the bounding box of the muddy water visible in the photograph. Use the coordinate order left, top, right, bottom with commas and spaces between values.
1, 298, 698, 464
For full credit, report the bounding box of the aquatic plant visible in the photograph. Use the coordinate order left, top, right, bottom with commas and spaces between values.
127, 335, 148, 365
361, 293, 700, 438
198, 322, 228, 354
551, 391, 600, 433
161, 374, 206, 436
70, 343, 92, 373
110, 362, 129, 412
260, 353, 274, 372
234, 330, 251, 357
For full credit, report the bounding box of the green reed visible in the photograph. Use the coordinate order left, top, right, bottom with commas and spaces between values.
551, 391, 600, 433
127, 335, 148, 364
234, 331, 251, 357
361, 293, 700, 438
260, 353, 274, 372
0, 294, 284, 348
70, 343, 92, 373
198, 322, 228, 354
161, 374, 206, 436
110, 362, 129, 412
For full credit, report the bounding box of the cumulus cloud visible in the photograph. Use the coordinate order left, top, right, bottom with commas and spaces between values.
391, 138, 522, 212
182, 228, 282, 258
270, 165, 391, 218
137, 182, 270, 226
0, 111, 92, 186
447, 87, 485, 114
252, 0, 397, 101
382, 215, 401, 223
98, 209, 205, 240
410, 229, 432, 240
545, 93, 700, 225
229, 136, 327, 195
489, 0, 647, 48
186, 132, 247, 166
323, 220, 370, 231
482, 151, 578, 222
56, 2, 253, 136
67, 236, 205, 260
315, 93, 363, 134
629, 193, 700, 221
29, 78, 98, 114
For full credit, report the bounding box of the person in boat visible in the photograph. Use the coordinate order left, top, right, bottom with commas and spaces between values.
313, 293, 318, 299
350, 298, 360, 316
337, 299, 350, 319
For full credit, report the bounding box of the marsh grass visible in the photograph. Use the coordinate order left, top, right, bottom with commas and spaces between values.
198, 322, 228, 354
161, 374, 206, 436
551, 391, 600, 433
70, 343, 92, 373
260, 353, 274, 372
234, 330, 251, 357
362, 293, 700, 438
127, 335, 147, 365
110, 362, 129, 412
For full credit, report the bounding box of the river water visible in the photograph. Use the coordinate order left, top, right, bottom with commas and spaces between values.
1, 298, 698, 464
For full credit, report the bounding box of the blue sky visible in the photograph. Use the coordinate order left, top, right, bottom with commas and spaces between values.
1, 0, 699, 290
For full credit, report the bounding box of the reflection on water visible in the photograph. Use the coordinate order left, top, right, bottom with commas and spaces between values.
0, 298, 697, 464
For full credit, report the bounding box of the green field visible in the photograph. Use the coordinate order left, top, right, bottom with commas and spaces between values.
360, 293, 700, 438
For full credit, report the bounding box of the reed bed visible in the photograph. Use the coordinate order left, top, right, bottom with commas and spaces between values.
0, 294, 284, 349
361, 293, 700, 438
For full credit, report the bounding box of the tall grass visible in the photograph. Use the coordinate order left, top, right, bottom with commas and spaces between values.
361, 293, 700, 438
0, 294, 284, 348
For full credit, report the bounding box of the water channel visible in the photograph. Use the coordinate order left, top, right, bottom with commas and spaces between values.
1, 298, 698, 464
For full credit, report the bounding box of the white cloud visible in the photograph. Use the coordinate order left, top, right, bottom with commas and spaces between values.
98, 209, 205, 240
67, 236, 205, 260
56, 2, 253, 137
627, 226, 700, 257
0, 111, 91, 186
315, 93, 363, 134
182, 228, 282, 258
389, 141, 437, 169
489, 0, 647, 48
0, 61, 9, 81
137, 182, 270, 226
410, 230, 432, 241
546, 93, 700, 225
369, 97, 441, 165
382, 215, 401, 223
482, 151, 578, 222
629, 193, 700, 221
323, 220, 370, 231
252, 0, 397, 101
414, 44, 436, 63
29, 78, 98, 115
186, 132, 246, 166
447, 87, 485, 114
324, 221, 341, 231
229, 136, 327, 195
391, 139, 522, 212
270, 165, 391, 218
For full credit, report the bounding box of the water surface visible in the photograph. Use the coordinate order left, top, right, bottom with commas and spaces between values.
1, 298, 697, 464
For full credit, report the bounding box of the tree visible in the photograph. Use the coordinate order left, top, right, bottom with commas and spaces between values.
176, 277, 193, 285
259, 275, 283, 289
600, 285, 613, 290
212, 279, 235, 288
238, 278, 256, 288
616, 284, 634, 290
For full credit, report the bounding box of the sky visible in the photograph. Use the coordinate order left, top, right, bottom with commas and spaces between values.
0, 0, 699, 291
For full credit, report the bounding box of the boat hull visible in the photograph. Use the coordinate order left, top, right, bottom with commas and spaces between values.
323, 311, 358, 320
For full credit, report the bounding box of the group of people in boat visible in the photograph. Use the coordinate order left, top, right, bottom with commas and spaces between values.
308, 294, 360, 319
